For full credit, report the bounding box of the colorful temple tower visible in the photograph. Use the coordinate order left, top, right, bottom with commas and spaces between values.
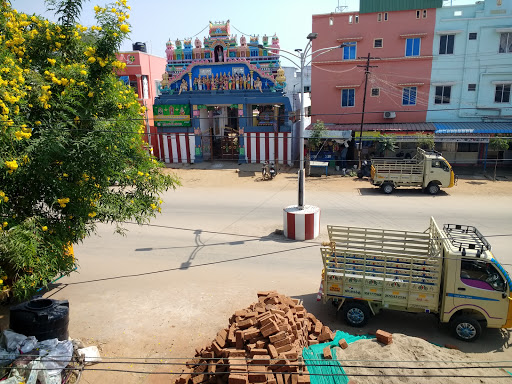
154, 20, 291, 165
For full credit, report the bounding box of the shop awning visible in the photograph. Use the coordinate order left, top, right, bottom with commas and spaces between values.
306, 123, 435, 132
303, 129, 352, 139
434, 122, 512, 134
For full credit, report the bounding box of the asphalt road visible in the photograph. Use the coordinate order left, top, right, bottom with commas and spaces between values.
7, 175, 512, 383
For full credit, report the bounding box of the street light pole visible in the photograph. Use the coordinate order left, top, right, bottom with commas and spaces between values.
298, 48, 306, 208
249, 37, 344, 211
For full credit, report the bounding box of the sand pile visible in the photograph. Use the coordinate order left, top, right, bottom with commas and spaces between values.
338, 333, 509, 384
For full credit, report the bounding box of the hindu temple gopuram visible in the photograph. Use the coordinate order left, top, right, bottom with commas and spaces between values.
153, 20, 293, 164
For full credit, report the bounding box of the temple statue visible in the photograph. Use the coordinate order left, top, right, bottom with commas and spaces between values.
178, 79, 188, 94
271, 34, 280, 55
165, 39, 174, 61
254, 77, 262, 92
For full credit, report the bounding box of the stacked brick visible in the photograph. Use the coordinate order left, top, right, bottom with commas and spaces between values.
175, 291, 336, 384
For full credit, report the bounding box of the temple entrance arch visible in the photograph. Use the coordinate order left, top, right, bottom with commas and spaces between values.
214, 45, 224, 62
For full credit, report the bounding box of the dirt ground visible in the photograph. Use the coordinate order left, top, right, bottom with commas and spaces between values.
163, 163, 512, 196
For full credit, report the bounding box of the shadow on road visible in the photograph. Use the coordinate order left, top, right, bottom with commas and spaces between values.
293, 292, 511, 354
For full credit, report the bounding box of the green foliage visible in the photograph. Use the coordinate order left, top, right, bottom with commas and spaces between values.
489, 136, 510, 152
489, 136, 510, 181
377, 134, 398, 155
416, 133, 435, 150
0, 0, 180, 300
309, 120, 327, 151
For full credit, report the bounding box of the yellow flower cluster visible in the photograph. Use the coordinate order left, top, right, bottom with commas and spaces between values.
0, 191, 8, 203
57, 197, 70, 208
5, 160, 18, 173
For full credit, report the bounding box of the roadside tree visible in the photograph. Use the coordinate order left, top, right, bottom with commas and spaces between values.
0, 0, 179, 300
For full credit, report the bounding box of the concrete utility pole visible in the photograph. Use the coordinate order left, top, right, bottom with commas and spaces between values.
357, 53, 378, 168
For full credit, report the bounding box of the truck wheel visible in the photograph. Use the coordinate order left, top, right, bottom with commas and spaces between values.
427, 182, 440, 195
450, 316, 481, 342
381, 182, 394, 194
342, 302, 371, 327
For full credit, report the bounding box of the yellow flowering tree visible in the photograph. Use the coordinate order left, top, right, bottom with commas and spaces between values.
0, 0, 179, 300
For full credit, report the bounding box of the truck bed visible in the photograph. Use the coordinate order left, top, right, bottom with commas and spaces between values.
322, 220, 443, 312
371, 158, 424, 185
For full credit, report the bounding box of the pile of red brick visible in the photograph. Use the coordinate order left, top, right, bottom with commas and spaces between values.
175, 291, 336, 384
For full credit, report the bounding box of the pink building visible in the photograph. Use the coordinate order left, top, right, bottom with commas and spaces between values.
311, 3, 441, 159
116, 49, 167, 159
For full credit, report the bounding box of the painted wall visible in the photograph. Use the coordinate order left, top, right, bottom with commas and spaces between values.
427, 1, 512, 122
116, 51, 167, 156
311, 8, 437, 125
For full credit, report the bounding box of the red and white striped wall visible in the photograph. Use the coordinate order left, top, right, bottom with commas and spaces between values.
245, 132, 292, 165
283, 205, 320, 241
160, 133, 195, 164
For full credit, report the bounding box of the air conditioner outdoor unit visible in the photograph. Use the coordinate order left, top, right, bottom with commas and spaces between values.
383, 111, 396, 119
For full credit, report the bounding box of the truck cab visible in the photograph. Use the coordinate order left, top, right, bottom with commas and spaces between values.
439, 224, 512, 341
422, 151, 455, 194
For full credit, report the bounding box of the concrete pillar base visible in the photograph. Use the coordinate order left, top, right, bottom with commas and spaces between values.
283, 205, 320, 241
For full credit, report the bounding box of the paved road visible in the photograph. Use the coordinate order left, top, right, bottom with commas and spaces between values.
24, 178, 512, 383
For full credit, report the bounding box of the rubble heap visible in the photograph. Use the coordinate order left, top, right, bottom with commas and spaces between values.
175, 291, 336, 384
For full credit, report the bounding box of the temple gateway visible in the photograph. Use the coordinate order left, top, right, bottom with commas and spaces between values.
153, 20, 293, 165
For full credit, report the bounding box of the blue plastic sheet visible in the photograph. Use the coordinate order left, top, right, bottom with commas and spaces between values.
302, 331, 375, 384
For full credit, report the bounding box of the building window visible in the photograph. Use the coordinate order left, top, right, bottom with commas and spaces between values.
378, 13, 382, 22
341, 89, 355, 107
384, 12, 388, 21
406, 38, 421, 57
499, 32, 512, 53
439, 35, 454, 54
349, 15, 353, 24
423, 9, 427, 18
495, 84, 511, 103
371, 88, 380, 97
304, 86, 311, 92
435, 86, 452, 104
402, 87, 417, 106
374, 39, 383, 48
155, 80, 162, 96
468, 84, 476, 91
461, 259, 505, 292
142, 75, 149, 99
329, 17, 334, 26
469, 32, 477, 40
416, 10, 421, 19
343, 42, 357, 60
458, 143, 479, 153
355, 15, 359, 23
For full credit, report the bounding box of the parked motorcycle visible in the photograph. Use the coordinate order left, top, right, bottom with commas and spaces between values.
262, 162, 277, 180
357, 160, 372, 179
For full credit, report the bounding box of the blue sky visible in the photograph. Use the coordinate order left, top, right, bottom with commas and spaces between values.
12, 0, 477, 66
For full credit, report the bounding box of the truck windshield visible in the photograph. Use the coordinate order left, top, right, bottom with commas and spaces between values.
460, 259, 506, 292
432, 160, 450, 172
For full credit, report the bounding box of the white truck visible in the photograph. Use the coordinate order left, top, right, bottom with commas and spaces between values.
320, 218, 512, 341
370, 148, 456, 194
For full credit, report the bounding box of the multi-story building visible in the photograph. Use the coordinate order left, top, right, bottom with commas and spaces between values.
428, 0, 512, 165
311, 0, 512, 166
311, 0, 443, 161
116, 45, 167, 159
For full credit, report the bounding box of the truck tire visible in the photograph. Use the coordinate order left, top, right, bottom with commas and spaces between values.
381, 182, 394, 194
342, 302, 371, 327
450, 316, 481, 342
427, 182, 440, 195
